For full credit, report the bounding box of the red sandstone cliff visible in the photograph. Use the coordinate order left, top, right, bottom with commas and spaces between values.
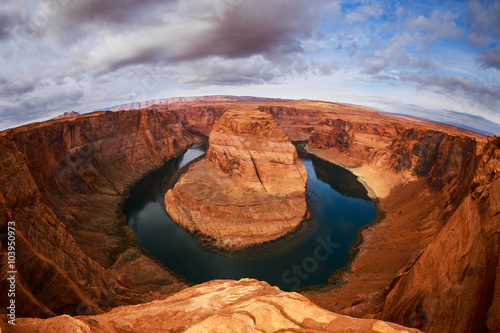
380, 136, 500, 333
175, 106, 227, 136
0, 109, 194, 317
171, 103, 322, 141
304, 113, 498, 332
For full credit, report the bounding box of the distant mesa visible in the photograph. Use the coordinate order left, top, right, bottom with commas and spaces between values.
53, 111, 80, 119
164, 108, 308, 250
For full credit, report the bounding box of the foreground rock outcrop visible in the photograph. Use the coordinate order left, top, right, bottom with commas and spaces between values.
165, 109, 308, 250
10, 279, 422, 333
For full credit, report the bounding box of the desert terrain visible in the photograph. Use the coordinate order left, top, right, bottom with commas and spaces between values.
0, 96, 498, 332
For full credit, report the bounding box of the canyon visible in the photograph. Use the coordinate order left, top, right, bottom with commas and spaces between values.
164, 109, 308, 250
0, 97, 498, 332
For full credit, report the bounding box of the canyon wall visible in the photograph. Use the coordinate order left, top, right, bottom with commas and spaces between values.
380, 136, 500, 333
175, 106, 227, 136
305, 113, 500, 332
308, 115, 477, 201
257, 105, 322, 141
0, 109, 194, 317
172, 104, 322, 141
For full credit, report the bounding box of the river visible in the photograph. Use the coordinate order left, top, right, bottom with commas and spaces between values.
124, 142, 376, 291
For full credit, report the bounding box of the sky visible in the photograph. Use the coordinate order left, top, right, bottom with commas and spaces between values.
0, 0, 499, 132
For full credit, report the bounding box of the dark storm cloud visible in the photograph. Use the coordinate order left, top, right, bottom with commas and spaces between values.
0, 13, 14, 40
0, 3, 24, 41
60, 0, 178, 25
29, 0, 333, 77
184, 1, 322, 60
466, 0, 500, 47
104, 1, 327, 74
478, 45, 500, 70
0, 88, 84, 129
0, 77, 40, 96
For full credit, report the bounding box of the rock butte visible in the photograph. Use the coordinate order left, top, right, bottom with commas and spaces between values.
164, 108, 308, 250
0, 96, 498, 333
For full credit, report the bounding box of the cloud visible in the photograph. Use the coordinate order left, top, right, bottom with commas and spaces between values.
478, 45, 500, 70
0, 88, 84, 130
466, 0, 500, 47
406, 10, 464, 43
360, 33, 435, 75
90, 0, 331, 73
364, 97, 500, 134
175, 56, 280, 86
0, 77, 40, 96
60, 0, 176, 25
0, 13, 14, 40
0, 2, 24, 40
20, 0, 337, 79
345, 4, 383, 23
173, 53, 338, 86
399, 71, 500, 112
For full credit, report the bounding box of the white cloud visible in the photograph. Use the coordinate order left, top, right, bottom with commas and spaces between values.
345, 4, 383, 23
406, 10, 464, 43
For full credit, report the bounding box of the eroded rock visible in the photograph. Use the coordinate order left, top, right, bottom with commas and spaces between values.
13, 279, 422, 333
165, 109, 308, 250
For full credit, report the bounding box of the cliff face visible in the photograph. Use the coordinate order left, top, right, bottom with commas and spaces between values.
308, 115, 477, 197
172, 104, 322, 141
0, 109, 194, 317
381, 136, 500, 333
257, 105, 321, 141
206, 109, 307, 194
164, 109, 308, 250
175, 106, 227, 136
12, 279, 422, 333
305, 114, 500, 333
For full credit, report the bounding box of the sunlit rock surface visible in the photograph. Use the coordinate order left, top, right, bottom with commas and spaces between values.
165, 108, 307, 250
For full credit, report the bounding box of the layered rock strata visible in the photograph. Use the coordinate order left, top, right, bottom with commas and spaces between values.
11, 279, 422, 333
164, 109, 308, 250
167, 100, 379, 141
0, 109, 193, 317
0, 96, 497, 333
381, 135, 500, 333
304, 114, 500, 333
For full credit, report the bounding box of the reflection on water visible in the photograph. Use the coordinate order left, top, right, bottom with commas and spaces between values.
124, 142, 376, 291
